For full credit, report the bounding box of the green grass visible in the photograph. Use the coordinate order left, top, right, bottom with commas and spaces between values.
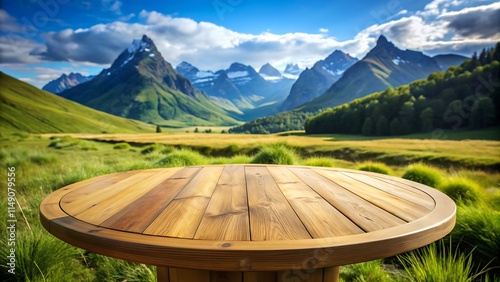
439, 177, 485, 205
1, 134, 499, 281
113, 142, 131, 150
0, 72, 155, 134
399, 242, 480, 282
67, 132, 500, 171
446, 204, 500, 278
402, 163, 442, 188
157, 148, 207, 167
340, 260, 397, 282
251, 143, 298, 165
357, 162, 394, 175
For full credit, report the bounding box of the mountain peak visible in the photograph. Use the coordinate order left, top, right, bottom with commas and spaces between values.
259, 63, 281, 77
375, 35, 395, 49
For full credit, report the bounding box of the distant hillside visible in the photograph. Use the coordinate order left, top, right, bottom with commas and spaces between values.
60, 35, 240, 127
281, 50, 358, 111
433, 54, 468, 70
299, 35, 443, 111
176, 61, 295, 118
305, 44, 500, 136
42, 72, 94, 94
0, 72, 155, 134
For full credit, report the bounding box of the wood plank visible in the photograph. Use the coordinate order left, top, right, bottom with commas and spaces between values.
101, 167, 201, 232
278, 268, 323, 282
157, 266, 170, 282
143, 166, 223, 238
60, 170, 161, 215
243, 272, 276, 282
343, 172, 435, 210
373, 175, 437, 208
72, 168, 183, 225
59, 170, 141, 205
320, 170, 430, 222
169, 268, 209, 282
210, 271, 242, 282
324, 266, 340, 282
245, 166, 311, 240
290, 167, 405, 232
267, 166, 363, 238
194, 165, 250, 240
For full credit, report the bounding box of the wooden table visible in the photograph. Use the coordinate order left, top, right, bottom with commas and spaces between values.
40, 165, 456, 282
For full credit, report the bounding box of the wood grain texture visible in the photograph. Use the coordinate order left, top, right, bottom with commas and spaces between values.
143, 166, 223, 238
40, 165, 456, 273
268, 166, 364, 237
245, 166, 311, 240
194, 165, 250, 240
290, 167, 405, 232
101, 167, 201, 232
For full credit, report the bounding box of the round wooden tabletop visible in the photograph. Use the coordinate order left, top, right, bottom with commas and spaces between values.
40, 165, 456, 272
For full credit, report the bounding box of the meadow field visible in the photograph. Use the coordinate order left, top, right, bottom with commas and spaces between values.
1, 131, 499, 281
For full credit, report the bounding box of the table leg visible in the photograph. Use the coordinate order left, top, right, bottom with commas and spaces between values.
156, 266, 169, 282
323, 266, 340, 282
156, 266, 340, 282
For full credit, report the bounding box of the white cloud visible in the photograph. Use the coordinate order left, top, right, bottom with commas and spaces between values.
101, 0, 122, 14
439, 2, 500, 39
3, 1, 500, 74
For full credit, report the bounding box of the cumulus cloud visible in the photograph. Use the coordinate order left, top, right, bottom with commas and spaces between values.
5, 1, 500, 73
440, 2, 500, 39
0, 35, 44, 64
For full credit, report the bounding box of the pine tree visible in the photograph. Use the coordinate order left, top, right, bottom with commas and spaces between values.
376, 115, 389, 136
362, 117, 374, 136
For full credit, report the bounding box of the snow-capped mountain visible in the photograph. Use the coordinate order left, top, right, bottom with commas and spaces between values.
282, 50, 358, 111
299, 35, 443, 111
59, 35, 239, 126
42, 72, 94, 94
283, 63, 303, 79
176, 62, 296, 114
259, 63, 282, 81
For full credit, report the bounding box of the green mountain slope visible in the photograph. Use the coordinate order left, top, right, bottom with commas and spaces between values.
299, 36, 442, 111
305, 44, 500, 136
0, 72, 155, 133
60, 35, 240, 127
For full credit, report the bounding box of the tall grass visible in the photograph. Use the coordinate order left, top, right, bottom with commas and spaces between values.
340, 260, 395, 282
399, 242, 480, 282
356, 162, 394, 175
251, 143, 298, 165
439, 177, 485, 205
85, 253, 156, 282
402, 163, 442, 187
2, 135, 500, 281
157, 148, 206, 167
446, 204, 500, 278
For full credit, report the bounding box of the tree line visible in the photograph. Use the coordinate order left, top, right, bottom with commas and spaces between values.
305, 44, 500, 135
229, 111, 315, 134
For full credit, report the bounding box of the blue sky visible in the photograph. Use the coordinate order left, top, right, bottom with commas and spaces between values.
1, 0, 499, 87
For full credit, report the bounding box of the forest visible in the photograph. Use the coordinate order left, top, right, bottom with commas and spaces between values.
305, 44, 500, 135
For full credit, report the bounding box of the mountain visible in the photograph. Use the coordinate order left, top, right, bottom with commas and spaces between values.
305, 44, 500, 136
283, 63, 302, 79
259, 63, 281, 77
42, 72, 94, 94
433, 54, 469, 70
0, 72, 155, 133
60, 35, 240, 127
281, 50, 358, 111
299, 35, 443, 111
176, 61, 295, 118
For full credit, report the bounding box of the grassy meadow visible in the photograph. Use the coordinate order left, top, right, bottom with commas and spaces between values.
1, 131, 499, 281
